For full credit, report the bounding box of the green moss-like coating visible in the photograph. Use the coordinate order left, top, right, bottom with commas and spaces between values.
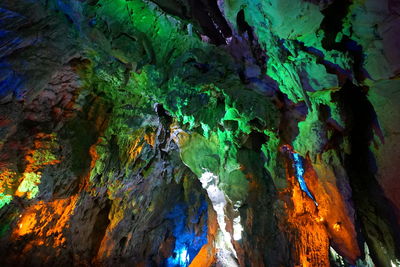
17, 172, 41, 199
0, 194, 12, 209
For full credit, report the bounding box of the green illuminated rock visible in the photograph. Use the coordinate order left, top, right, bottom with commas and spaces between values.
0, 0, 399, 266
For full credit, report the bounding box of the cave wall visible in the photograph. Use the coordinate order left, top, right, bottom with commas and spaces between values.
0, 0, 399, 266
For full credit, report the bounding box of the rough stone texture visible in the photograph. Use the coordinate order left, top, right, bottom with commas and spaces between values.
0, 0, 399, 266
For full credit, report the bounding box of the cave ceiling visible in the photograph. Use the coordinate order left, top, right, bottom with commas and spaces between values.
0, 0, 400, 266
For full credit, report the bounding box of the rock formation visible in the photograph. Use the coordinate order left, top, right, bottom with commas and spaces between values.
0, 0, 399, 266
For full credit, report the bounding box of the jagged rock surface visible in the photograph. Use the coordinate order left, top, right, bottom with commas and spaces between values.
0, 0, 399, 266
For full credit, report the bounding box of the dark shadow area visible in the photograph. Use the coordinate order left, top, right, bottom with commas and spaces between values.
335, 81, 400, 266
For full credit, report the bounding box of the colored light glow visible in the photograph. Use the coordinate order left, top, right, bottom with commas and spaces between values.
233, 215, 243, 241
330, 246, 345, 266
14, 133, 61, 199
356, 242, 375, 267
199, 171, 239, 266
14, 195, 78, 248
166, 201, 208, 267
167, 247, 190, 267
0, 169, 15, 209
333, 223, 341, 232
15, 172, 41, 199
292, 153, 318, 206
0, 193, 12, 209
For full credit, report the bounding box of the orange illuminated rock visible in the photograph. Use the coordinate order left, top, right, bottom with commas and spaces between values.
13, 195, 78, 249
190, 205, 218, 267
280, 149, 360, 266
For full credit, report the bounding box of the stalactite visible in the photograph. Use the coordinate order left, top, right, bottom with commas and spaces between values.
0, 0, 399, 266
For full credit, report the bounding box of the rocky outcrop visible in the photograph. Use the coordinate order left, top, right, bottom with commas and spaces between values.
0, 0, 399, 266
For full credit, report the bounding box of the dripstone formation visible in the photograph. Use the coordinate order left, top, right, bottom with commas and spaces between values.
0, 0, 399, 266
